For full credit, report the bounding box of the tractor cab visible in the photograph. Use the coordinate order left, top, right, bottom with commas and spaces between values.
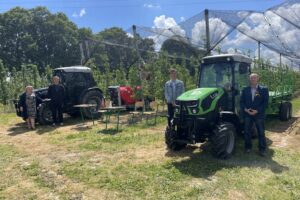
199, 54, 251, 113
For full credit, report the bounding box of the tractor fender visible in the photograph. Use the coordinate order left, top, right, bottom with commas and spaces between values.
219, 111, 242, 134
79, 87, 103, 103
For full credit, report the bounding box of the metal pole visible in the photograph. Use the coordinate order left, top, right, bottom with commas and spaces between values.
279, 53, 282, 69
258, 41, 261, 67
132, 25, 144, 102
205, 9, 211, 55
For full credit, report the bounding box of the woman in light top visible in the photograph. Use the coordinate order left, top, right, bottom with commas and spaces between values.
19, 86, 42, 129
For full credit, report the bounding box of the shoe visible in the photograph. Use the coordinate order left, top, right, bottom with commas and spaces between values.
259, 150, 267, 157
245, 149, 251, 154
60, 123, 64, 126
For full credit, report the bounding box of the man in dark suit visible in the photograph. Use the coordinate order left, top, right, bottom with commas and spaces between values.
240, 73, 269, 156
47, 76, 65, 126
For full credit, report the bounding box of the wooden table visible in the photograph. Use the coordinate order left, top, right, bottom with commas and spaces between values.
99, 106, 126, 132
74, 104, 97, 125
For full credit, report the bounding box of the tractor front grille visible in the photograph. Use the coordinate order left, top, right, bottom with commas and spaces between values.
175, 100, 198, 107
175, 100, 199, 116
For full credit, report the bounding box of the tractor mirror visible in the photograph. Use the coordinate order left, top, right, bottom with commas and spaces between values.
239, 63, 248, 74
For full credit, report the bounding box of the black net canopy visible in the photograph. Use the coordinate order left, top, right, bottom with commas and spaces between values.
128, 0, 300, 69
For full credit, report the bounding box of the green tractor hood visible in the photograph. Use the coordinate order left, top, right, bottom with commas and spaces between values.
176, 88, 224, 115
177, 88, 219, 101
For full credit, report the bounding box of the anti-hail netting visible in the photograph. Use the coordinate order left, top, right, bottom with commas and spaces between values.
126, 0, 300, 70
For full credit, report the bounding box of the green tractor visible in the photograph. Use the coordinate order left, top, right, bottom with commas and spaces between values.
165, 54, 292, 159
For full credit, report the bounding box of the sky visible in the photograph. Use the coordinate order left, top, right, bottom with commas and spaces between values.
1, 0, 299, 68
0, 0, 285, 33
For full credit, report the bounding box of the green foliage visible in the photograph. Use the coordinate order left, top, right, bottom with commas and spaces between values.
252, 59, 300, 92
0, 60, 9, 104
0, 7, 80, 72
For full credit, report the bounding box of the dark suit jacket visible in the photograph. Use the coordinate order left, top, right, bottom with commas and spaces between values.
240, 85, 269, 119
47, 84, 65, 105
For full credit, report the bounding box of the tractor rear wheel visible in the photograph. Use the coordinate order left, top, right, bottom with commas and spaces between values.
81, 90, 103, 119
38, 103, 53, 125
279, 102, 290, 121
210, 122, 236, 159
165, 127, 187, 151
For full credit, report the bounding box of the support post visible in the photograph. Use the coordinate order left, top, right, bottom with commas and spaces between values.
132, 25, 144, 102
258, 41, 261, 68
205, 9, 211, 55
279, 53, 282, 69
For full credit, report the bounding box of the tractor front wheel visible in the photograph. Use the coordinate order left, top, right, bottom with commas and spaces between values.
210, 122, 236, 159
37, 103, 53, 125
165, 127, 186, 151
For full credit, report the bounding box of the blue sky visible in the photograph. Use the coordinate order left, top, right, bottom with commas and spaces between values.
0, 0, 285, 33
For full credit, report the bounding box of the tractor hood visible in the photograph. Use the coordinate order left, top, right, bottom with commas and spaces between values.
177, 88, 219, 101
33, 87, 49, 99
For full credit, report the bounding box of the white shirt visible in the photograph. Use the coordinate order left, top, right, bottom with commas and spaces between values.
251, 84, 258, 101
171, 80, 176, 102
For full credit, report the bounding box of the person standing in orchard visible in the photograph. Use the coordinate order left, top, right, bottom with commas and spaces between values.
47, 76, 65, 126
164, 68, 185, 127
240, 73, 269, 157
19, 86, 43, 129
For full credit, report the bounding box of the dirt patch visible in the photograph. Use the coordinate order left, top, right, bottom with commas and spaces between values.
269, 133, 300, 151
227, 190, 248, 200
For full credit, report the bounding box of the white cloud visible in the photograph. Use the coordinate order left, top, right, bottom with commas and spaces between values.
180, 16, 185, 22
222, 4, 300, 63
143, 3, 161, 9
227, 47, 242, 54
149, 15, 186, 50
72, 8, 86, 18
191, 18, 230, 48
126, 32, 134, 38
79, 8, 86, 17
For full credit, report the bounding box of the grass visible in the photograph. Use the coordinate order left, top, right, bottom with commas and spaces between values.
49, 126, 162, 153
0, 113, 22, 127
58, 137, 300, 199
0, 97, 300, 199
292, 95, 300, 115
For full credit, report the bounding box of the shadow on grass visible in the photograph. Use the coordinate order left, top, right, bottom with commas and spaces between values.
70, 124, 93, 132
97, 128, 122, 135
6, 122, 32, 136
7, 116, 96, 136
166, 138, 288, 179
265, 115, 299, 133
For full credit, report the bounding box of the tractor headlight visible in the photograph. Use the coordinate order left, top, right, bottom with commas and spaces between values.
175, 108, 179, 113
192, 109, 197, 114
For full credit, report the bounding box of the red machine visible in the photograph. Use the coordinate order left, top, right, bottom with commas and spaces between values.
108, 86, 142, 108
